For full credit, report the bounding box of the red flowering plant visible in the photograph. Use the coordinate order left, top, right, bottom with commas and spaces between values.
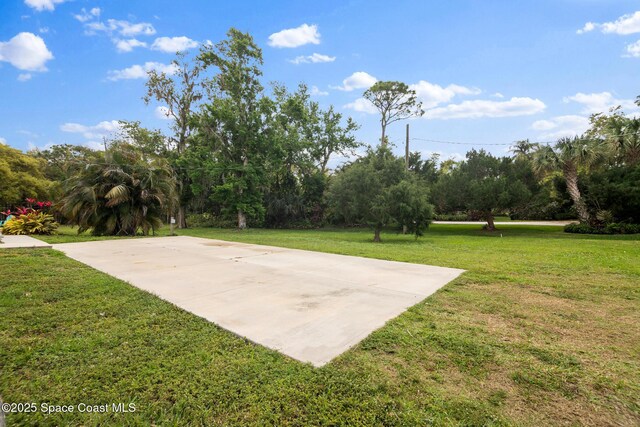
1, 198, 58, 235
3, 199, 53, 216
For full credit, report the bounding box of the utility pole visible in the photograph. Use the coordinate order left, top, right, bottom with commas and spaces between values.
405, 123, 410, 170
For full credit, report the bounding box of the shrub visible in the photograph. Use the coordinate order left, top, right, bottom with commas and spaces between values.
59, 143, 177, 236
433, 213, 469, 221
2, 211, 58, 235
564, 223, 640, 235
186, 213, 236, 228
563, 223, 593, 234
603, 223, 640, 234
583, 164, 640, 223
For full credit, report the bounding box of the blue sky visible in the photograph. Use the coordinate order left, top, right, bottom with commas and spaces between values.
1, 0, 639, 163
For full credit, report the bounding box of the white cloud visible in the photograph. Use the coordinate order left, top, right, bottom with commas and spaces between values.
409, 80, 481, 109
60, 120, 122, 140
0, 32, 53, 71
425, 97, 546, 120
492, 92, 504, 98
310, 86, 328, 96
17, 73, 32, 82
563, 91, 637, 114
578, 11, 640, 35
74, 7, 100, 22
343, 98, 378, 114
0, 137, 6, 144
577, 22, 596, 35
24, 0, 66, 12
531, 115, 591, 140
113, 38, 147, 53
602, 11, 640, 34
151, 36, 198, 53
85, 19, 156, 37
333, 71, 377, 91
39, 27, 49, 34
107, 62, 178, 81
624, 40, 640, 57
289, 53, 335, 64
268, 24, 320, 48
155, 106, 171, 120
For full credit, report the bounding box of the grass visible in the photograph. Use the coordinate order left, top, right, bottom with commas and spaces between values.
2, 224, 639, 426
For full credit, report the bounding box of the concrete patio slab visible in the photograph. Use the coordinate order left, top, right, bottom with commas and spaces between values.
0, 235, 52, 249
54, 236, 464, 366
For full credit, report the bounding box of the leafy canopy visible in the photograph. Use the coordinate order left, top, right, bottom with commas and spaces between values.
433, 149, 530, 229
60, 143, 177, 236
0, 143, 53, 206
327, 147, 433, 241
363, 81, 424, 146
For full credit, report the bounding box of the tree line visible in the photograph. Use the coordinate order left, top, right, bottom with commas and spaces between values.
1, 28, 638, 240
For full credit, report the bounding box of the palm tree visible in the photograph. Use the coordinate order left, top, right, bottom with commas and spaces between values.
587, 106, 639, 165
532, 136, 602, 224
510, 139, 539, 161
60, 143, 177, 235
604, 117, 640, 165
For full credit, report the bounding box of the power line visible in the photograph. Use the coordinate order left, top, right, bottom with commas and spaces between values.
410, 130, 640, 147
410, 137, 551, 147
412, 137, 509, 146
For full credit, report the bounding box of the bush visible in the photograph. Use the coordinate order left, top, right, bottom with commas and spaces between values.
583, 165, 640, 223
433, 213, 469, 221
509, 204, 576, 221
59, 143, 177, 236
186, 213, 237, 228
2, 211, 58, 235
564, 222, 640, 235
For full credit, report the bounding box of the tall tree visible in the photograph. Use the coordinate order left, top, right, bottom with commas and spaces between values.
0, 143, 53, 206
311, 105, 360, 174
588, 106, 640, 166
261, 83, 360, 227
363, 81, 424, 147
532, 137, 602, 224
116, 121, 169, 159
432, 150, 530, 230
196, 28, 269, 229
408, 151, 440, 184
510, 139, 538, 161
30, 143, 101, 200
327, 147, 433, 242
143, 52, 203, 228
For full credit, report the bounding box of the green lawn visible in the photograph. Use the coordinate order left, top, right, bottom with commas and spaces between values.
2, 225, 639, 426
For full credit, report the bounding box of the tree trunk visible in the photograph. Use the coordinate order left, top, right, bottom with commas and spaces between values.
564, 165, 590, 224
177, 205, 187, 229
381, 125, 387, 147
402, 225, 408, 235
485, 213, 496, 231
236, 155, 249, 230
238, 210, 247, 230
373, 226, 382, 242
